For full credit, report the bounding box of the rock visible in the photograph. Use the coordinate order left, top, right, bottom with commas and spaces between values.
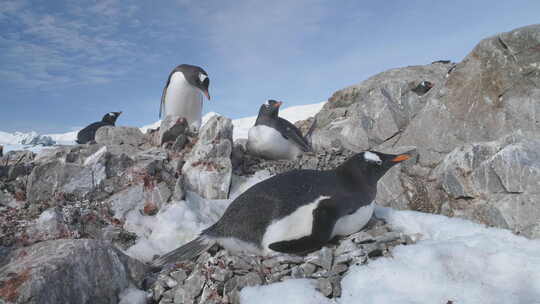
310, 63, 448, 152
431, 132, 540, 237
182, 115, 233, 199
0, 239, 148, 304
26, 159, 106, 203
159, 116, 189, 146
306, 247, 333, 270
395, 24, 540, 166
95, 126, 146, 147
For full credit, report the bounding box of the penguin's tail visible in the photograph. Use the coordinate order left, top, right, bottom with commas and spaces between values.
150, 236, 214, 268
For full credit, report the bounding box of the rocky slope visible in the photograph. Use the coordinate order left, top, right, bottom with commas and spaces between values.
1, 24, 539, 303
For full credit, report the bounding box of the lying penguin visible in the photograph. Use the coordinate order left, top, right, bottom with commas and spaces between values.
247, 100, 312, 160
76, 111, 122, 144
152, 150, 411, 266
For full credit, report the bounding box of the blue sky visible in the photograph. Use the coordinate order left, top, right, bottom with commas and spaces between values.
1, 0, 539, 133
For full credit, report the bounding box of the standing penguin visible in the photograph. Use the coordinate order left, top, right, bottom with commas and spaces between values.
160, 64, 210, 131
247, 100, 311, 160
76, 112, 122, 144
152, 150, 411, 266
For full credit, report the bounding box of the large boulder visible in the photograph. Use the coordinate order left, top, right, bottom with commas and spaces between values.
182, 115, 233, 199
431, 132, 540, 238
395, 24, 540, 166
0, 239, 148, 304
311, 63, 449, 152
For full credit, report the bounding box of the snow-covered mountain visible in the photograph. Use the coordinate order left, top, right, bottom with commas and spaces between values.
0, 101, 325, 153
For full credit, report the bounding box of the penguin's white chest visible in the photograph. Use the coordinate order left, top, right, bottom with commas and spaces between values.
164, 72, 203, 129
332, 202, 374, 237
247, 125, 302, 160
261, 196, 330, 254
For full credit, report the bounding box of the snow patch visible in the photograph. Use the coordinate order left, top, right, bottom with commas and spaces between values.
118, 287, 147, 304
241, 279, 333, 304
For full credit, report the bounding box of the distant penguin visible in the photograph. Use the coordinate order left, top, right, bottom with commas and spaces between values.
76, 112, 122, 144
247, 100, 312, 160
160, 64, 210, 131
151, 150, 411, 266
0, 145, 3, 157
411, 81, 434, 95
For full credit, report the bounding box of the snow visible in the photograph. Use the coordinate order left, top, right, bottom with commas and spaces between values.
241, 205, 540, 304
123, 192, 229, 262
118, 287, 147, 304
241, 279, 333, 304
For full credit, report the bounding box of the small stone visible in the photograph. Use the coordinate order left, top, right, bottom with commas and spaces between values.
351, 231, 376, 244
331, 263, 348, 275
153, 282, 166, 301
199, 283, 220, 304
317, 278, 333, 297
236, 272, 263, 289
143, 202, 159, 215
173, 288, 194, 304
165, 277, 178, 288
334, 248, 366, 265
334, 238, 357, 256
375, 231, 402, 244
170, 269, 187, 283
291, 266, 304, 279
262, 257, 279, 268
184, 270, 206, 300
329, 276, 342, 297
274, 254, 305, 264
210, 266, 231, 282
300, 263, 317, 277
306, 247, 333, 270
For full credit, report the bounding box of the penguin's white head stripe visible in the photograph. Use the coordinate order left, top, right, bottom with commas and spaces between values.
199, 73, 207, 82
108, 112, 114, 117
364, 151, 382, 163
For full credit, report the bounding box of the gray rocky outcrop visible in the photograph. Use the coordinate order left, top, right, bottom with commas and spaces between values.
0, 239, 148, 304
182, 115, 233, 199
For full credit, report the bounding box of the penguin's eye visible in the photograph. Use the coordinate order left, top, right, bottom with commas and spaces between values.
199, 73, 207, 83
364, 151, 382, 165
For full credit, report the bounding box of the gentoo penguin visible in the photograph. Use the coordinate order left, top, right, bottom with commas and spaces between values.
0, 145, 3, 157
247, 100, 311, 160
76, 111, 122, 144
160, 64, 210, 131
152, 150, 411, 266
411, 81, 434, 95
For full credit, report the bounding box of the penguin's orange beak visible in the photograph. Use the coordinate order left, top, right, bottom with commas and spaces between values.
276, 101, 283, 108
391, 154, 411, 162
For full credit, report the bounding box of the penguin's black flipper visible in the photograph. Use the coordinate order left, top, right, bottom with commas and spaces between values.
269, 199, 338, 254
276, 118, 312, 152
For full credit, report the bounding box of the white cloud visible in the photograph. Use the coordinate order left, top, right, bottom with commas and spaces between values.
0, 1, 143, 90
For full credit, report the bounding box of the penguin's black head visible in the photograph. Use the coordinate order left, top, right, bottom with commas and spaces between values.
341, 151, 411, 184
178, 64, 210, 100
258, 100, 282, 118
102, 111, 122, 124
